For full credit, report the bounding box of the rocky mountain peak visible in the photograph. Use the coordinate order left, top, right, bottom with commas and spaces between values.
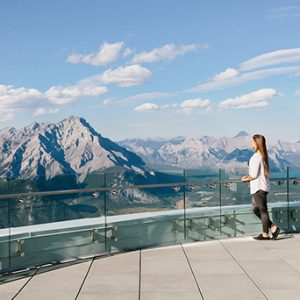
234, 131, 250, 138
0, 116, 146, 181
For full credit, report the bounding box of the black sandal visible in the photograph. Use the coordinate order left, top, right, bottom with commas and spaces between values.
253, 233, 270, 240
272, 227, 280, 240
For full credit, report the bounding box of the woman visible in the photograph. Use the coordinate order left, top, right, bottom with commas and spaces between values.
242, 134, 280, 240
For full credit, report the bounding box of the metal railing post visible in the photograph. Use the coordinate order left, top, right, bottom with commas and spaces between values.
219, 169, 222, 235
287, 166, 290, 231
104, 173, 108, 252
7, 179, 11, 269
183, 169, 186, 240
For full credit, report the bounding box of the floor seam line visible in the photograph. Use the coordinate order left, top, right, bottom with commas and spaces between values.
180, 243, 205, 300
11, 268, 39, 300
218, 239, 269, 300
74, 257, 95, 300
138, 250, 141, 300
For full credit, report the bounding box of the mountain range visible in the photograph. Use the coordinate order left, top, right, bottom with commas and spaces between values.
118, 131, 300, 171
1, 116, 299, 183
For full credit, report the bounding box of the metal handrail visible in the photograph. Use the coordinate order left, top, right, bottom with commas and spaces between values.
0, 176, 299, 200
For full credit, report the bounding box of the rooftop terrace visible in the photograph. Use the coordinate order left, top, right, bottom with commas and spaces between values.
1, 233, 300, 300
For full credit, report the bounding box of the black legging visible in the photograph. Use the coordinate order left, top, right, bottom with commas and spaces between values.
252, 190, 273, 233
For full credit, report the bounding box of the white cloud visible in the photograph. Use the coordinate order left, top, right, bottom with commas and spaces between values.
66, 42, 124, 66
213, 68, 239, 81
123, 47, 134, 57
0, 113, 15, 122
101, 92, 174, 106
0, 85, 43, 121
190, 66, 300, 92
131, 43, 199, 64
189, 47, 300, 93
83, 64, 151, 87
218, 88, 280, 109
134, 102, 178, 112
267, 6, 300, 19
0, 82, 107, 119
33, 107, 59, 116
240, 48, 300, 71
45, 85, 107, 105
295, 89, 300, 96
45, 86, 81, 105
80, 85, 108, 97
0, 85, 42, 107
134, 103, 160, 112
179, 98, 210, 114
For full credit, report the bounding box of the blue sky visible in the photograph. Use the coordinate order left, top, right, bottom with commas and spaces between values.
0, 0, 300, 141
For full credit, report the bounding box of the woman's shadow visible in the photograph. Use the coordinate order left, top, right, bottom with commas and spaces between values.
275, 233, 295, 241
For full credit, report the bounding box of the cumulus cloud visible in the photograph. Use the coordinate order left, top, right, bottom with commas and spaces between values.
0, 82, 107, 120
218, 88, 281, 109
66, 42, 124, 66
45, 85, 107, 105
134, 103, 160, 112
213, 68, 239, 81
82, 64, 151, 87
80, 85, 108, 97
0, 85, 43, 120
134, 102, 178, 112
179, 98, 210, 114
45, 86, 81, 105
240, 48, 300, 71
131, 43, 199, 64
0, 85, 42, 106
33, 107, 59, 116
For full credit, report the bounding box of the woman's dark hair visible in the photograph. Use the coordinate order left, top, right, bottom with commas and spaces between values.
253, 134, 270, 178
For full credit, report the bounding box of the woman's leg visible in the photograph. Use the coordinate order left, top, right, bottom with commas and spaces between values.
252, 198, 261, 219
253, 190, 273, 233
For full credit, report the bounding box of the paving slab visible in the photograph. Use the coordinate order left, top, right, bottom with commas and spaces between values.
141, 245, 201, 298
263, 288, 300, 300
77, 251, 139, 300
183, 241, 266, 300
221, 236, 300, 298
0, 278, 29, 300
142, 289, 201, 300
14, 261, 91, 300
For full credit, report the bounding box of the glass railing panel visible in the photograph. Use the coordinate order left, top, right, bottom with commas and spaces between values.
4, 174, 107, 273
288, 167, 300, 232
184, 169, 221, 242
7, 173, 106, 223
219, 168, 256, 239
104, 171, 185, 253
268, 170, 289, 233
2, 166, 300, 274
0, 180, 10, 273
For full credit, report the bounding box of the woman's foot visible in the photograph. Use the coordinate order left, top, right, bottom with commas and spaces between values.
271, 226, 280, 240
253, 233, 270, 240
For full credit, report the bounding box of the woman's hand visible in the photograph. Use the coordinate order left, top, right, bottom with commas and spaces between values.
241, 175, 251, 182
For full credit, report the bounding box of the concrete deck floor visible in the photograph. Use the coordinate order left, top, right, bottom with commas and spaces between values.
1, 233, 300, 300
